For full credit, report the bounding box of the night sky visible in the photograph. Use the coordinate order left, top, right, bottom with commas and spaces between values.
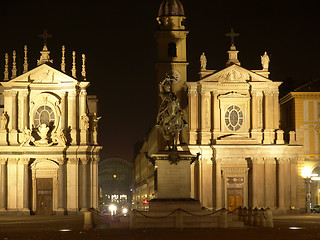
0, 1, 319, 161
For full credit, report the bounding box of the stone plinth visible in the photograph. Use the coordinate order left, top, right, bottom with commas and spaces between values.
155, 155, 191, 199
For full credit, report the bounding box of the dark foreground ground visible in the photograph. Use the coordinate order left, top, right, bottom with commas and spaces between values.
1, 214, 320, 240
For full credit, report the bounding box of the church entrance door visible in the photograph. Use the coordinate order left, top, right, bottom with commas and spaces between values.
36, 178, 53, 215
227, 177, 244, 212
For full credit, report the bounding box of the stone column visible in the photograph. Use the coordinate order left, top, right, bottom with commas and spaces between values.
66, 158, 79, 213
80, 158, 89, 211
264, 158, 276, 208
0, 159, 7, 212
200, 90, 211, 144
7, 158, 18, 212
91, 158, 98, 209
277, 159, 286, 211
57, 159, 66, 214
252, 158, 265, 208
290, 158, 298, 209
60, 91, 67, 130
263, 91, 274, 144
212, 91, 220, 140
18, 91, 28, 131
273, 91, 280, 130
213, 158, 222, 210
68, 91, 78, 144
202, 159, 213, 209
188, 88, 198, 144
22, 159, 29, 212
251, 91, 263, 143
8, 91, 18, 144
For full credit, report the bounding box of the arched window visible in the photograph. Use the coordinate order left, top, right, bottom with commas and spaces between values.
168, 42, 177, 57
34, 105, 55, 127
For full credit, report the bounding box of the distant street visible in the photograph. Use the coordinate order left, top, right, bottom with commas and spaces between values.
0, 214, 320, 240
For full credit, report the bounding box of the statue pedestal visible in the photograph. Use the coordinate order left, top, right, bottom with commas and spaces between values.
0, 130, 8, 145
149, 151, 201, 212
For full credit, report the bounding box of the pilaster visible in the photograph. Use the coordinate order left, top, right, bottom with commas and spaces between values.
188, 88, 198, 144
0, 159, 7, 213
80, 158, 89, 211
212, 158, 222, 210
199, 89, 211, 144
68, 91, 78, 144
66, 158, 79, 212
212, 91, 220, 140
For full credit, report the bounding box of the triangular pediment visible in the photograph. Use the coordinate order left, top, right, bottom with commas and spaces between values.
8, 64, 77, 84
199, 64, 271, 83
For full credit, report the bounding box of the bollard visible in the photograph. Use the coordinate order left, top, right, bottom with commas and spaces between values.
253, 207, 259, 226
238, 207, 243, 221
248, 207, 254, 226
129, 210, 136, 229
83, 211, 93, 230
175, 210, 184, 229
243, 207, 248, 225
259, 208, 266, 227
265, 208, 274, 228
218, 208, 228, 228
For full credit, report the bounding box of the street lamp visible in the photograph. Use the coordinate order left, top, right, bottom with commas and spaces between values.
301, 167, 312, 213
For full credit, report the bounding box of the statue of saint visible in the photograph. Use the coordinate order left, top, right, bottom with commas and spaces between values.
261, 52, 270, 70
20, 126, 35, 146
92, 113, 101, 132
52, 129, 67, 146
0, 112, 8, 130
200, 52, 207, 70
81, 114, 90, 131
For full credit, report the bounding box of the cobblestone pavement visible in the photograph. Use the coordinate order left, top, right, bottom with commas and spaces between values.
0, 214, 320, 240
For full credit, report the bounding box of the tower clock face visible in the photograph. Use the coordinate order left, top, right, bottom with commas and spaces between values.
34, 105, 55, 127
225, 105, 243, 131
167, 70, 181, 84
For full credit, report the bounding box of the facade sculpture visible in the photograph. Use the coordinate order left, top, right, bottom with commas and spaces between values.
0, 112, 8, 130
261, 52, 270, 70
200, 52, 207, 70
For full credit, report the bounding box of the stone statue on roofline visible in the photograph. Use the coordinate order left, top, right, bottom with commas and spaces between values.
261, 52, 270, 70
200, 52, 207, 70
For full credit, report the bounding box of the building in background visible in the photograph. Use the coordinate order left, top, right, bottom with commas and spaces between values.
280, 79, 320, 208
0, 35, 102, 215
99, 157, 133, 213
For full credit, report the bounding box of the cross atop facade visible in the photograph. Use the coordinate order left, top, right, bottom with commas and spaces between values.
38, 29, 52, 45
225, 28, 239, 46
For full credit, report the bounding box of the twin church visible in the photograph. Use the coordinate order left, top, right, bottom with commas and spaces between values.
0, 35, 102, 215
0, 0, 317, 215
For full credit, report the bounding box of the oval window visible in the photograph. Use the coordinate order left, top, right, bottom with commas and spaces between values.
34, 105, 55, 127
225, 105, 243, 131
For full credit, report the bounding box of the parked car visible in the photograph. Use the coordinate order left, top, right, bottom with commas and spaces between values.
311, 205, 320, 213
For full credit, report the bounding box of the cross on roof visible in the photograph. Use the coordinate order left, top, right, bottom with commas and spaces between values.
225, 28, 239, 46
38, 29, 52, 45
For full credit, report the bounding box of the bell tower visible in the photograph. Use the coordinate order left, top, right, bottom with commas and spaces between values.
155, 0, 189, 108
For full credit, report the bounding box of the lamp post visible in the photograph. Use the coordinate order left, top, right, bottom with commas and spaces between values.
301, 167, 312, 213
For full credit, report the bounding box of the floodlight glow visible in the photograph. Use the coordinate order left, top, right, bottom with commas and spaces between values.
109, 204, 117, 215
122, 208, 128, 214
289, 227, 304, 230
59, 229, 72, 232
301, 167, 312, 179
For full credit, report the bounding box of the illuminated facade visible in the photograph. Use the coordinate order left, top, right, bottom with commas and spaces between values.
0, 41, 102, 215
280, 79, 320, 207
134, 0, 305, 213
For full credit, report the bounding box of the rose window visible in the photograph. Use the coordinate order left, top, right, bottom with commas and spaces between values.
225, 105, 243, 131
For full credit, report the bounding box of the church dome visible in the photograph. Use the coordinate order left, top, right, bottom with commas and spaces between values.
158, 0, 185, 17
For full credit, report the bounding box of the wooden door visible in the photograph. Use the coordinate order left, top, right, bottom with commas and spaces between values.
227, 177, 244, 212
36, 178, 53, 215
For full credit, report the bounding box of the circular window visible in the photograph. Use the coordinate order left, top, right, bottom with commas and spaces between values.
34, 105, 55, 127
225, 105, 243, 131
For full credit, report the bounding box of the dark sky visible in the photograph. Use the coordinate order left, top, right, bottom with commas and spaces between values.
0, 1, 319, 161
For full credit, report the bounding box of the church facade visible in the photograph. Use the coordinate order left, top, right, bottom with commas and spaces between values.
0, 40, 102, 215
134, 0, 306, 213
